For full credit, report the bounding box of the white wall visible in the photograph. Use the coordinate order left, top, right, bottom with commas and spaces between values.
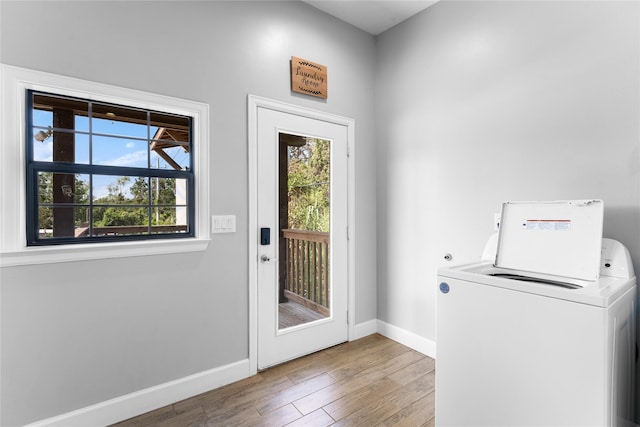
376, 0, 640, 420
0, 1, 378, 425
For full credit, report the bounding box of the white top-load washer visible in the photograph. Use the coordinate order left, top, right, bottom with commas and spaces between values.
436, 200, 637, 427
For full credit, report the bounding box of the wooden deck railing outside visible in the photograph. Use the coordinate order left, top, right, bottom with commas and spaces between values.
73, 224, 188, 237
282, 229, 329, 315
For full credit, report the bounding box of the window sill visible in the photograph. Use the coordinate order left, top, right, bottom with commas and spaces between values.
0, 238, 211, 267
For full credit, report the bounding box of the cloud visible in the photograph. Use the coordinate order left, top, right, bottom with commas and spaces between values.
99, 150, 147, 167
33, 141, 53, 162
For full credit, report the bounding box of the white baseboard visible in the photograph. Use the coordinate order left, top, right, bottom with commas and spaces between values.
376, 320, 437, 359
25, 359, 251, 427
352, 318, 378, 340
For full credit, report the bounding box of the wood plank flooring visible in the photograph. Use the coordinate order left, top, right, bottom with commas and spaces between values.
111, 334, 436, 426
279, 301, 326, 329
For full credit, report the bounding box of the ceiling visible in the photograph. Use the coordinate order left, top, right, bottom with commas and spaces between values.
302, 0, 439, 35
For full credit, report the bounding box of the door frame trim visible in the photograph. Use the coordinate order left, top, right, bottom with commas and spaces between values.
247, 95, 355, 374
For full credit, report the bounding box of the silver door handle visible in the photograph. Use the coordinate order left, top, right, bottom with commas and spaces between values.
261, 255, 277, 263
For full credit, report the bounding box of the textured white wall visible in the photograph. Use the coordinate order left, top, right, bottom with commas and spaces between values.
376, 0, 639, 418
0, 1, 377, 425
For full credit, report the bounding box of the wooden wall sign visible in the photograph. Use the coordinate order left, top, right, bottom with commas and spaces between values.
291, 56, 327, 99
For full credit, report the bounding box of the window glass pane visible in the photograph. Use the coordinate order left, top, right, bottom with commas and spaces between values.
151, 177, 177, 205
150, 112, 190, 134
32, 93, 89, 129
37, 206, 89, 239
91, 117, 148, 139
33, 110, 52, 129
92, 175, 147, 205
151, 207, 189, 234
92, 206, 149, 236
92, 175, 115, 202
149, 114, 190, 171
32, 131, 53, 161
150, 178, 188, 231
175, 178, 188, 203
150, 145, 190, 170
92, 135, 148, 167
37, 207, 54, 238
91, 103, 148, 138
74, 133, 90, 164
38, 172, 89, 204
32, 131, 90, 164
73, 174, 91, 204
127, 176, 150, 204
75, 115, 89, 132
37, 172, 52, 203
50, 129, 78, 163
175, 178, 188, 226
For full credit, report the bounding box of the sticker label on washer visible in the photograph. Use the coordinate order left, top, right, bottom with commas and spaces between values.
522, 219, 571, 231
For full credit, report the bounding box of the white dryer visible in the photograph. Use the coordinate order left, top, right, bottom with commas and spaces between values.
436, 200, 637, 426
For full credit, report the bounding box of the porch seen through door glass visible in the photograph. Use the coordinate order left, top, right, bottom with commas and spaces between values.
278, 133, 331, 330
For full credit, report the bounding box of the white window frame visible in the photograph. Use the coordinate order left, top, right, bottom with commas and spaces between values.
0, 64, 210, 266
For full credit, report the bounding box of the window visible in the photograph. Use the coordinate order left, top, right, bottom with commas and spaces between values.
1, 65, 210, 266
27, 91, 194, 245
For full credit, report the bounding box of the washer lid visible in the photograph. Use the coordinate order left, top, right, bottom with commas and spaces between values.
495, 200, 604, 281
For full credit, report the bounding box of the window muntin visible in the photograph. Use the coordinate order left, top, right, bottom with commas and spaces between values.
26, 91, 194, 245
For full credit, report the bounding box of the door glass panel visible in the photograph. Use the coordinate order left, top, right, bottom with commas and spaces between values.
278, 133, 331, 330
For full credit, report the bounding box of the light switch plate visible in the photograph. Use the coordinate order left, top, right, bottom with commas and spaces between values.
211, 215, 236, 233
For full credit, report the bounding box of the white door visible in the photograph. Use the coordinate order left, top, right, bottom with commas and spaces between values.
257, 106, 348, 369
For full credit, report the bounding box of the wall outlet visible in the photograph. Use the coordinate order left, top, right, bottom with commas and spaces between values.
494, 213, 501, 231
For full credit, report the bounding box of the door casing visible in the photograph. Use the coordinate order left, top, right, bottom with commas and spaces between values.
248, 95, 356, 374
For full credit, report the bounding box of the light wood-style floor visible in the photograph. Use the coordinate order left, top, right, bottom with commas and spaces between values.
112, 334, 436, 426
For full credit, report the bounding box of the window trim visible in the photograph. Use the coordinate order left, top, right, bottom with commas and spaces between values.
1, 64, 210, 266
